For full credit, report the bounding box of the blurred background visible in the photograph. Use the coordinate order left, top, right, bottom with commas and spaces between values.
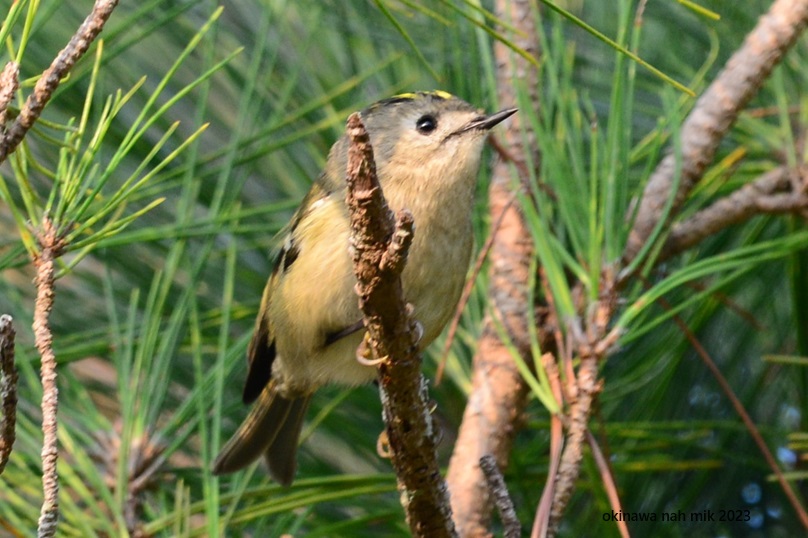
0, 1, 806, 536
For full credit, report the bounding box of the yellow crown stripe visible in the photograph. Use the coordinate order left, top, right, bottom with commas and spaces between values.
391, 90, 455, 101
430, 90, 454, 100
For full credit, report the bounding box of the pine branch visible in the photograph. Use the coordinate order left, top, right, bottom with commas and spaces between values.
624, 0, 808, 264
0, 0, 119, 164
659, 166, 808, 260
0, 62, 19, 131
344, 112, 456, 538
480, 454, 521, 538
33, 218, 65, 538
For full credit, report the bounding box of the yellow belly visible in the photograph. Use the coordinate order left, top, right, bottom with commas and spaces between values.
270, 195, 472, 394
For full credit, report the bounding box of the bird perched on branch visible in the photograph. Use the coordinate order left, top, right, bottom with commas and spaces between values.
213, 91, 516, 485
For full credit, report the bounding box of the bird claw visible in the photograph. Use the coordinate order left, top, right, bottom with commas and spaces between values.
412, 319, 424, 345
356, 333, 386, 366
354, 303, 421, 366
404, 303, 423, 344
376, 430, 391, 458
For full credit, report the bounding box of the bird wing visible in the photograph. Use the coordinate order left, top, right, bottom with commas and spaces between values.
241, 182, 320, 402
242, 180, 359, 403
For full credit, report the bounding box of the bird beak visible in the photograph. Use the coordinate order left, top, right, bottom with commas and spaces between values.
459, 107, 518, 133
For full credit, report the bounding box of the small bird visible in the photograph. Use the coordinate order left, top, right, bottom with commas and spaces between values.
213, 91, 516, 485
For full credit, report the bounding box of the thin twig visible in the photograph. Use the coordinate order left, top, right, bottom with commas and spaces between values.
542, 269, 619, 536
624, 0, 808, 263
0, 314, 17, 476
34, 218, 65, 538
0, 0, 119, 164
586, 431, 629, 538
3, 3, 122, 535
532, 353, 564, 538
0, 62, 20, 132
684, 282, 764, 331
547, 354, 602, 537
480, 454, 521, 538
344, 112, 456, 538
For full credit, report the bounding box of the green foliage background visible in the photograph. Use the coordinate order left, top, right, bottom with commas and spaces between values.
0, 0, 806, 536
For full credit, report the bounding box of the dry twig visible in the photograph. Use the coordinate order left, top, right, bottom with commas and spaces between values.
586, 431, 629, 538
344, 112, 455, 538
543, 270, 619, 537
0, 3, 122, 536
0, 315, 17, 476
33, 218, 65, 538
479, 454, 521, 538
547, 354, 602, 536
0, 62, 20, 131
532, 353, 564, 538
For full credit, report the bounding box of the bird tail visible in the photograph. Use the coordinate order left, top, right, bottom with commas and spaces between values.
212, 381, 311, 486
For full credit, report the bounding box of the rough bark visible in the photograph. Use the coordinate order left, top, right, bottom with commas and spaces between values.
34, 219, 65, 538
345, 113, 456, 538
0, 314, 17, 476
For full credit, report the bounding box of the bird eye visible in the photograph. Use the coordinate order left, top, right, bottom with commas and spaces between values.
415, 114, 437, 135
